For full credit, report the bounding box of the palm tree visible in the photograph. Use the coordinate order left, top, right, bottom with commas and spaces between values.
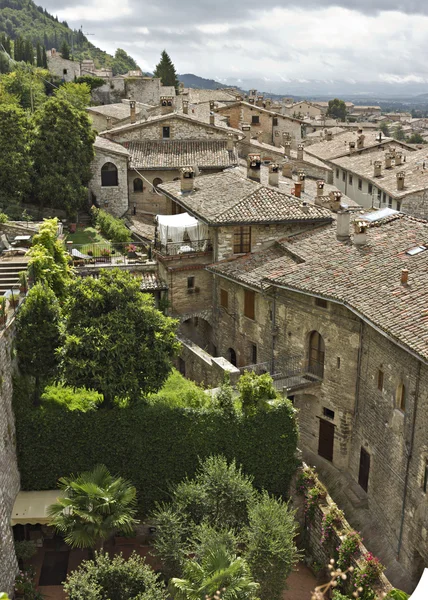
47, 464, 138, 553
171, 545, 259, 600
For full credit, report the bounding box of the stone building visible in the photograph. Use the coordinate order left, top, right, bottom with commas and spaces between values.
46, 48, 81, 82
86, 101, 151, 133
89, 137, 130, 217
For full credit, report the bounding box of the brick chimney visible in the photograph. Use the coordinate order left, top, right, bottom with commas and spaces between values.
282, 161, 292, 179
374, 160, 382, 177
336, 210, 351, 241
247, 154, 262, 182
227, 133, 234, 151
284, 141, 291, 157
297, 144, 304, 160
106, 116, 112, 130
294, 181, 302, 198
354, 219, 368, 246
395, 151, 403, 165
385, 152, 393, 169
183, 100, 189, 115
401, 269, 409, 285
316, 180, 325, 197
396, 171, 405, 191
180, 166, 195, 194
130, 100, 136, 124
298, 170, 306, 192
329, 190, 342, 212
268, 163, 279, 187
325, 130, 333, 141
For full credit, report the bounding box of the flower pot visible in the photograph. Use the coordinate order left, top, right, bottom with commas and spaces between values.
69, 223, 77, 234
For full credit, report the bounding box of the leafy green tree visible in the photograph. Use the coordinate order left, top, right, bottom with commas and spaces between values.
237, 371, 277, 417
42, 46, 48, 69
407, 132, 425, 144
60, 269, 179, 407
214, 374, 236, 417
326, 98, 347, 121
379, 121, 390, 137
245, 492, 299, 600
153, 50, 179, 90
36, 42, 43, 68
54, 82, 91, 110
151, 504, 193, 579
0, 104, 31, 216
48, 464, 139, 552
392, 125, 406, 141
64, 552, 167, 600
15, 283, 62, 405
30, 97, 95, 216
112, 48, 140, 75
75, 75, 105, 91
60, 40, 70, 60
1, 67, 47, 110
171, 545, 259, 600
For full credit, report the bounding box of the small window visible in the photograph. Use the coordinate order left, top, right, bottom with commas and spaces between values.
349, 174, 353, 185
101, 162, 118, 187
342, 171, 346, 182
251, 115, 260, 124
423, 459, 428, 493
358, 178, 362, 190
323, 407, 335, 420
397, 201, 401, 211
383, 192, 387, 203
368, 183, 373, 194
377, 189, 381, 200
388, 196, 392, 208
315, 297, 328, 309
220, 288, 228, 309
396, 383, 406, 412
273, 117, 278, 126
336, 168, 339, 178
244, 289, 255, 320
162, 126, 170, 139
153, 177, 163, 191
63, 68, 67, 75
233, 226, 251, 254
251, 343, 257, 364
337, 357, 341, 369
133, 178, 143, 193
377, 369, 384, 391
187, 277, 195, 289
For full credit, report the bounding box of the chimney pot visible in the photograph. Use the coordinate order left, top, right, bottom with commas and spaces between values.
209, 100, 215, 110
349, 141, 356, 152
326, 130, 333, 141
294, 181, 302, 198
247, 154, 261, 182
298, 170, 306, 192
180, 166, 195, 193
316, 180, 325, 197
283, 141, 291, 157
106, 116, 112, 130
129, 100, 136, 124
353, 219, 368, 246
297, 144, 304, 160
336, 209, 351, 241
209, 112, 215, 125
395, 151, 403, 165
396, 171, 405, 191
182, 100, 189, 115
301, 200, 309, 213
401, 269, 409, 285
385, 152, 393, 169
374, 160, 382, 177
268, 163, 280, 187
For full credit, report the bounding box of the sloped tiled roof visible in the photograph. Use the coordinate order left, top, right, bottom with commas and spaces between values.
123, 140, 239, 170
140, 272, 168, 291
94, 136, 130, 157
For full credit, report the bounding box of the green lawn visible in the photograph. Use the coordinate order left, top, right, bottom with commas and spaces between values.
66, 226, 111, 254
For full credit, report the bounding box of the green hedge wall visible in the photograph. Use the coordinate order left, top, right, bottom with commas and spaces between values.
14, 383, 299, 515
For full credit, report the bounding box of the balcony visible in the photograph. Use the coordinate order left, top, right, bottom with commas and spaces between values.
154, 239, 212, 256
240, 354, 323, 393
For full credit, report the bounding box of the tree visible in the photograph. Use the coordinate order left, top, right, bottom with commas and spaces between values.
15, 283, 62, 404
153, 50, 179, 91
392, 125, 405, 141
42, 46, 48, 69
36, 42, 43, 68
48, 464, 139, 552
0, 104, 32, 216
75, 75, 105, 91
326, 98, 347, 121
64, 552, 167, 600
171, 545, 259, 600
60, 269, 179, 406
245, 492, 299, 600
379, 121, 390, 137
214, 375, 236, 417
407, 132, 425, 144
54, 82, 91, 110
237, 371, 277, 417
1, 67, 47, 110
111, 48, 140, 76
30, 97, 95, 216
60, 40, 70, 60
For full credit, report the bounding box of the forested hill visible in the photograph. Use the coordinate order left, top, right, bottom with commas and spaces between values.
0, 0, 140, 73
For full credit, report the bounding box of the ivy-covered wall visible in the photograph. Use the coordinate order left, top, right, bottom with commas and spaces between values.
14, 384, 299, 515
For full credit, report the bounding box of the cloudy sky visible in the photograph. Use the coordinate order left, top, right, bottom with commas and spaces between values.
41, 0, 428, 84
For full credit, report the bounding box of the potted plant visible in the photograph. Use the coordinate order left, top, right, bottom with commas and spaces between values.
126, 244, 137, 258
14, 568, 35, 598
19, 272, 28, 294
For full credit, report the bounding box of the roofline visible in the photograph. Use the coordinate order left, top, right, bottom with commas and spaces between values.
94, 144, 130, 158
129, 162, 239, 171
263, 281, 428, 366
215, 101, 305, 124
206, 267, 262, 292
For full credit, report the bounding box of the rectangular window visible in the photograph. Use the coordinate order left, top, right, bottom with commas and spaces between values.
342, 171, 346, 182
377, 189, 381, 201
424, 459, 428, 493
397, 201, 401, 211
187, 276, 195, 289
337, 357, 341, 369
162, 126, 170, 139
388, 196, 392, 208
244, 289, 255, 320
323, 407, 335, 420
233, 226, 251, 254
396, 384, 406, 412
377, 369, 384, 391
336, 168, 339, 178
315, 297, 328, 309
358, 447, 370, 492
63, 68, 68, 75
251, 115, 260, 124
220, 288, 229, 309
383, 191, 387, 203
272, 117, 278, 126
349, 174, 353, 185
251, 343, 257, 364
358, 178, 362, 190
368, 183, 373, 194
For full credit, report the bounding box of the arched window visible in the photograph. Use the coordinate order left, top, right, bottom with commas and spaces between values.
308, 331, 325, 378
101, 162, 118, 187
133, 178, 143, 193
228, 348, 237, 367
396, 383, 406, 412
153, 177, 163, 191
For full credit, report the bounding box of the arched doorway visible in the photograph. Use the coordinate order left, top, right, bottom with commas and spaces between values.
308, 331, 325, 378
228, 348, 237, 367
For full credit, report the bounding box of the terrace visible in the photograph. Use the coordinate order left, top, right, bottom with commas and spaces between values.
154, 213, 212, 257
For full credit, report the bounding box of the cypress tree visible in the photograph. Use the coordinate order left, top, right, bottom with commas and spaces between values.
24, 39, 34, 64
42, 46, 48, 69
60, 41, 70, 60
153, 50, 179, 91
36, 42, 42, 67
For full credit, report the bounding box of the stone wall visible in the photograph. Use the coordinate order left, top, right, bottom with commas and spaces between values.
89, 149, 129, 217
109, 117, 229, 144
401, 190, 428, 220
47, 53, 81, 81
125, 78, 162, 106
0, 323, 20, 596
91, 78, 126, 105
178, 335, 240, 388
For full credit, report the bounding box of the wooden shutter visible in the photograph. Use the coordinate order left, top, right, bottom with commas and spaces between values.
220, 288, 228, 309
244, 290, 255, 320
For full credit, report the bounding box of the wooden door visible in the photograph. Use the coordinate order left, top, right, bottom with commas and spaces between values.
358, 447, 370, 492
318, 419, 334, 462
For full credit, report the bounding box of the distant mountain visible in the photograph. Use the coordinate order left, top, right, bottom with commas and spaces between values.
178, 73, 235, 90
0, 0, 139, 73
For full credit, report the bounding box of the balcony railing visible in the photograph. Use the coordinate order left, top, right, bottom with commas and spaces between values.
240, 354, 323, 392
67, 242, 150, 266
154, 239, 212, 256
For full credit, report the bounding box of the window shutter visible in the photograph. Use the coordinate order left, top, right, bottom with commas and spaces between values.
244, 290, 255, 320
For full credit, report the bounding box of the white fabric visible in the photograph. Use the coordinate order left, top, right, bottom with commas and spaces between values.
156, 213, 207, 246
11, 491, 63, 525
410, 569, 428, 600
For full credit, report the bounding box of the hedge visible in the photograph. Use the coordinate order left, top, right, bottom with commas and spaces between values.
92, 208, 131, 244
14, 380, 299, 516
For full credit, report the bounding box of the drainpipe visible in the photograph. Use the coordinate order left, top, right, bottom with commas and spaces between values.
397, 360, 421, 559
271, 292, 277, 374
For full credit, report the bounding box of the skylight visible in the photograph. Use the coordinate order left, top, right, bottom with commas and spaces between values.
362, 208, 399, 222
406, 246, 427, 256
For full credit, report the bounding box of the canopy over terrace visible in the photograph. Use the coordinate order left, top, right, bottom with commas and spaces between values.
156, 212, 208, 246
11, 490, 62, 526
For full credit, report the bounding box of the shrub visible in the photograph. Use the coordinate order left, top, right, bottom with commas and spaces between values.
92, 207, 131, 244
14, 540, 36, 561
41, 384, 103, 412
0, 212, 8, 223
147, 369, 209, 409
336, 531, 362, 570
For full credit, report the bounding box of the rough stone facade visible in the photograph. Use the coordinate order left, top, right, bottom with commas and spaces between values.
178, 335, 240, 388
109, 118, 230, 144
47, 50, 81, 81
0, 324, 20, 596
125, 77, 162, 106
89, 148, 129, 217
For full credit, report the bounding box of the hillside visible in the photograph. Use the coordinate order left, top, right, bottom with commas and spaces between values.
0, 0, 140, 73
178, 73, 235, 90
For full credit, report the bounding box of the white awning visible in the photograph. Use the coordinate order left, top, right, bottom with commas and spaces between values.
410, 569, 428, 600
11, 491, 63, 526
156, 212, 207, 245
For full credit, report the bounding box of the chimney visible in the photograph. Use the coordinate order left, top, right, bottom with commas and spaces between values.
256, 95, 264, 107
247, 154, 262, 182
257, 130, 264, 143
395, 151, 403, 165
298, 170, 306, 192
354, 219, 368, 246
316, 180, 325, 197
161, 97, 174, 115
268, 163, 279, 187
283, 141, 291, 157
294, 182, 302, 198
209, 100, 215, 111
349, 141, 356, 153
248, 97, 255, 105
374, 160, 382, 177
265, 98, 272, 109
329, 190, 342, 212
282, 161, 293, 179
129, 100, 136, 124
401, 269, 409, 285
297, 144, 304, 160
178, 81, 184, 94
326, 130, 333, 141
357, 133, 365, 149
301, 200, 309, 213
106, 116, 112, 130
180, 166, 195, 194
210, 112, 215, 125
396, 171, 405, 191
227, 133, 234, 151
336, 210, 351, 241
182, 100, 189, 115
385, 152, 393, 169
